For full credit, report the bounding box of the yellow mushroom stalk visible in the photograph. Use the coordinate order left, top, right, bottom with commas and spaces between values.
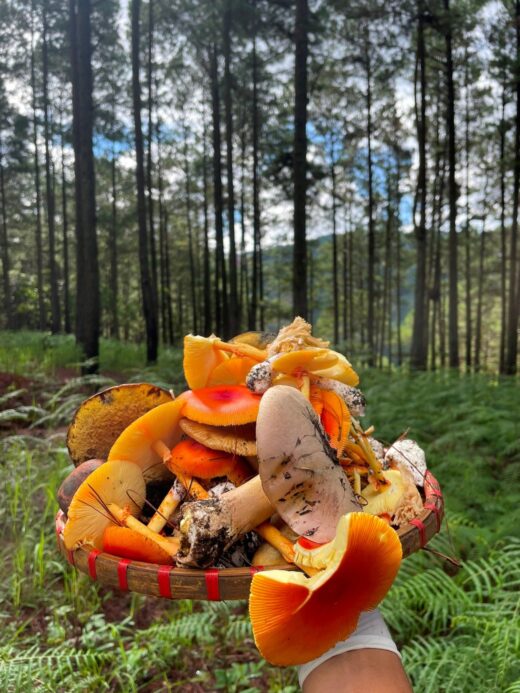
147, 481, 186, 533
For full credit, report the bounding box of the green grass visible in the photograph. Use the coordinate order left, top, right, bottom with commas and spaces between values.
0, 362, 519, 691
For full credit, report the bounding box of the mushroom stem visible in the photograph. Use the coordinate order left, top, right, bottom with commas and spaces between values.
255, 521, 295, 563
147, 483, 185, 533
299, 374, 310, 399
107, 503, 179, 558
177, 475, 274, 568
350, 419, 387, 485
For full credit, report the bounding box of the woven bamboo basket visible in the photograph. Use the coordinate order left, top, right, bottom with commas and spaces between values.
55, 471, 443, 601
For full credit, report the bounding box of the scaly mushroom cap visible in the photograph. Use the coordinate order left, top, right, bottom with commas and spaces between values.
182, 385, 261, 426
167, 438, 251, 484
102, 525, 173, 565
63, 460, 145, 550
179, 418, 257, 456
249, 512, 402, 666
67, 383, 173, 465
107, 394, 189, 481
256, 386, 360, 542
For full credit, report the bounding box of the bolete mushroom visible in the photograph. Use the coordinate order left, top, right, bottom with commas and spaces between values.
256, 386, 361, 542
57, 459, 103, 515
67, 383, 173, 466
249, 512, 402, 666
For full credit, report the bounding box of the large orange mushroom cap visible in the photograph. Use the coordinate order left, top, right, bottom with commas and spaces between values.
249, 512, 402, 666
107, 394, 189, 481
182, 385, 261, 426
168, 438, 251, 484
103, 525, 173, 565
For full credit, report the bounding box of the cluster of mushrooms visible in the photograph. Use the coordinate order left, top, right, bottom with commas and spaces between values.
58, 317, 429, 666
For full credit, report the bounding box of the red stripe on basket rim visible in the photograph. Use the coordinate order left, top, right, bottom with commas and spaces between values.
205, 568, 220, 601
157, 565, 173, 598
117, 559, 131, 591
424, 502, 442, 531
424, 471, 442, 492
67, 550, 75, 566
249, 566, 263, 576
88, 549, 101, 579
409, 518, 427, 547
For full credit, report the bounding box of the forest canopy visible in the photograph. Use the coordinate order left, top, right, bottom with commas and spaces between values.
0, 0, 519, 374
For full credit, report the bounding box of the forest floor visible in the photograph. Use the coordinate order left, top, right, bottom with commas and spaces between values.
0, 332, 519, 692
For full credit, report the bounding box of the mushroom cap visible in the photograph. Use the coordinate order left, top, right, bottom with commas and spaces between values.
102, 525, 173, 565
167, 438, 242, 480
182, 385, 261, 426
384, 439, 427, 486
179, 418, 257, 456
107, 395, 189, 481
310, 351, 359, 387
319, 390, 351, 456
67, 383, 173, 466
362, 470, 406, 516
256, 386, 360, 542
249, 512, 402, 666
207, 356, 258, 387
63, 460, 145, 551
183, 335, 229, 389
272, 348, 338, 376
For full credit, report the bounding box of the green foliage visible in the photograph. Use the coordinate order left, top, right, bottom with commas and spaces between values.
0, 371, 519, 691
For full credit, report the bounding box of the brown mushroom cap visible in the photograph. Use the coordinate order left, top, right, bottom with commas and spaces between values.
57, 459, 104, 515
256, 386, 360, 543
63, 460, 145, 551
179, 418, 257, 456
67, 383, 173, 466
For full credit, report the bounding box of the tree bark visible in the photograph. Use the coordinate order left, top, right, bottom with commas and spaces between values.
202, 112, 212, 336
330, 134, 339, 346
444, 0, 459, 369
250, 0, 261, 331
60, 121, 71, 334
131, 0, 158, 363
146, 0, 158, 321
410, 2, 428, 370
292, 0, 308, 319
69, 0, 100, 371
464, 54, 472, 370
499, 79, 507, 373
183, 124, 198, 334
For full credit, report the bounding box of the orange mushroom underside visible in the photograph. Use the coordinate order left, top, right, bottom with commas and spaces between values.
249, 512, 402, 666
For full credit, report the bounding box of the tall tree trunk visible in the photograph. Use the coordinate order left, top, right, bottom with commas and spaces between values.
444, 0, 459, 368
499, 79, 507, 373
292, 0, 308, 319
146, 0, 158, 323
183, 124, 198, 334
342, 206, 348, 342
223, 1, 238, 335
210, 44, 228, 337
474, 191, 487, 371
202, 113, 212, 336
0, 138, 13, 329
505, 0, 520, 374
109, 149, 119, 339
410, 2, 428, 370
250, 2, 261, 330
156, 121, 171, 344
69, 0, 100, 371
380, 168, 393, 368
43, 0, 61, 333
364, 26, 375, 366
464, 54, 472, 370
131, 0, 158, 363
31, 1, 45, 330
239, 121, 249, 330
395, 159, 403, 367
60, 121, 71, 334
330, 134, 339, 345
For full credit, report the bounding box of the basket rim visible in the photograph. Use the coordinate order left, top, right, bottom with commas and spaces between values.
56, 470, 444, 601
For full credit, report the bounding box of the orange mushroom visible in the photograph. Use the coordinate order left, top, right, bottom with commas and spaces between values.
103, 525, 177, 565
168, 438, 253, 486
320, 390, 351, 456
181, 385, 261, 426
249, 512, 402, 666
